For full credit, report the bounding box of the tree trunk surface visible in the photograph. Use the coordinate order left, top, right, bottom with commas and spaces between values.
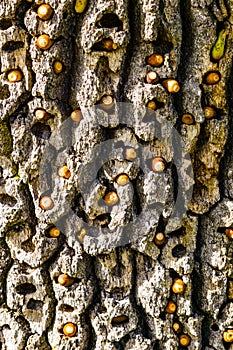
0, 0, 232, 349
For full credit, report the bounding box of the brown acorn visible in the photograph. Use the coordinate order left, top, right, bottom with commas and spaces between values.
165, 301, 177, 314
116, 174, 130, 186
162, 79, 180, 93
35, 109, 48, 121
111, 315, 129, 324
204, 106, 216, 119
147, 100, 157, 111
102, 38, 117, 51
151, 157, 166, 172
53, 60, 63, 74
7, 69, 22, 83
182, 113, 194, 125
172, 278, 186, 294
223, 329, 233, 343
36, 34, 53, 50
37, 4, 53, 20
179, 334, 191, 347
48, 227, 60, 238
146, 71, 159, 84
205, 72, 221, 85
58, 274, 74, 287
71, 109, 82, 122
147, 53, 164, 67
104, 191, 119, 206
39, 196, 54, 211
225, 228, 233, 240
100, 95, 114, 110
58, 165, 71, 179
154, 232, 165, 245
63, 322, 77, 337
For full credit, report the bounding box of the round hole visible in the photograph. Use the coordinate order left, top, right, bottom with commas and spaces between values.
172, 244, 186, 258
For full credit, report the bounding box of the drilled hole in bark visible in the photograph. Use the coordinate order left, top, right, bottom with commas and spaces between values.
31, 123, 51, 140
2, 41, 24, 52
169, 227, 186, 237
21, 238, 35, 252
211, 324, 219, 331
0, 194, 17, 207
27, 298, 43, 310
172, 244, 186, 258
93, 214, 111, 227
59, 304, 74, 312
111, 315, 129, 326
0, 85, 10, 100
16, 283, 36, 295
96, 13, 123, 31
0, 19, 12, 30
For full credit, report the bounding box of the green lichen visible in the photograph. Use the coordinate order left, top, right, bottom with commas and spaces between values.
0, 122, 13, 157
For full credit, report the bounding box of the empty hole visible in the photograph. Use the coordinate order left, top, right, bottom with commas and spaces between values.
159, 312, 166, 320
93, 214, 111, 227
2, 41, 24, 52
0, 194, 17, 207
169, 268, 181, 279
96, 13, 123, 31
211, 324, 219, 331
172, 244, 186, 258
0, 19, 12, 30
59, 304, 74, 312
31, 123, 51, 140
63, 11, 68, 19
0, 85, 10, 100
169, 227, 185, 237
27, 298, 43, 310
16, 283, 36, 295
21, 239, 35, 253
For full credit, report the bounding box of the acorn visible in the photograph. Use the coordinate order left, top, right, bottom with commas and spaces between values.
77, 228, 87, 243
63, 322, 77, 337
223, 329, 233, 343
173, 322, 182, 334
7, 69, 23, 83
37, 4, 53, 20
205, 72, 221, 85
36, 34, 53, 50
146, 71, 159, 84
147, 53, 164, 67
182, 113, 194, 125
39, 196, 54, 210
104, 191, 119, 206
71, 109, 82, 122
53, 60, 63, 74
35, 109, 48, 121
115, 174, 130, 186
58, 274, 74, 287
151, 157, 166, 172
125, 147, 137, 160
58, 165, 71, 179
165, 301, 177, 314
101, 38, 117, 51
154, 232, 165, 245
75, 0, 88, 13
162, 79, 180, 93
204, 106, 216, 119
179, 334, 191, 347
225, 228, 233, 240
100, 95, 114, 110
48, 227, 60, 238
111, 315, 129, 324
211, 29, 227, 61
172, 278, 186, 294
147, 100, 157, 111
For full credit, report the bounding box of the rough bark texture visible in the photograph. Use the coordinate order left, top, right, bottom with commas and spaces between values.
0, 0, 233, 349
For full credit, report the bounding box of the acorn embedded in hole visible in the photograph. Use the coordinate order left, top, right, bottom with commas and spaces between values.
111, 315, 129, 325
223, 329, 233, 343
151, 157, 166, 172
77, 228, 87, 243
104, 191, 119, 206
63, 322, 77, 337
225, 228, 233, 240
100, 95, 114, 110
147, 100, 157, 111
179, 334, 191, 347
58, 165, 71, 179
125, 147, 137, 160
204, 106, 216, 119
36, 34, 53, 50
37, 4, 53, 20
147, 53, 164, 67
182, 113, 194, 125
204, 71, 221, 85
101, 38, 117, 51
211, 29, 227, 61
58, 274, 74, 287
154, 232, 165, 246
115, 174, 130, 186
162, 79, 180, 93
165, 300, 177, 314
7, 69, 22, 83
172, 278, 186, 294
173, 321, 182, 334
48, 227, 60, 238
53, 60, 63, 74
71, 109, 82, 122
146, 71, 159, 84
39, 196, 54, 211
35, 109, 48, 121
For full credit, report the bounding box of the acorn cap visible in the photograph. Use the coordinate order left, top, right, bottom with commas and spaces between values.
71, 109, 82, 122
116, 174, 130, 186
151, 157, 166, 172
39, 196, 54, 210
147, 53, 164, 67
7, 70, 22, 83
36, 34, 53, 50
37, 4, 53, 20
104, 191, 119, 206
63, 322, 77, 337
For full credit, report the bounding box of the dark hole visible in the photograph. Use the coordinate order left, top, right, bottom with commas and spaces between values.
0, 85, 10, 100
169, 268, 180, 279
0, 194, 17, 207
27, 298, 43, 310
211, 324, 219, 331
10, 223, 24, 232
21, 239, 35, 253
159, 312, 166, 320
59, 304, 74, 312
172, 244, 186, 258
63, 11, 68, 19
31, 123, 51, 140
92, 38, 115, 52
96, 13, 123, 31
169, 227, 185, 237
2, 41, 24, 52
93, 214, 111, 227
0, 19, 12, 30
16, 283, 36, 295
111, 315, 129, 326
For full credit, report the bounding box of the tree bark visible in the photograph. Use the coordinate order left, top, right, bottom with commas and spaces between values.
0, 0, 232, 349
